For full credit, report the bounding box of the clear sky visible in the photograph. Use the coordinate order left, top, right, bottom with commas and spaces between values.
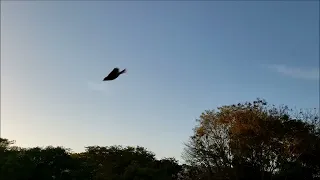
1, 1, 319, 162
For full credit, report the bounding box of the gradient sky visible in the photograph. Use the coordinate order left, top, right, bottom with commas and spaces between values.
1, 1, 319, 162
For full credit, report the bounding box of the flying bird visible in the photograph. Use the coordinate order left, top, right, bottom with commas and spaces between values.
103, 68, 126, 81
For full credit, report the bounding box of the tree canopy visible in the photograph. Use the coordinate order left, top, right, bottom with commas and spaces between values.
182, 98, 320, 180
1, 98, 319, 180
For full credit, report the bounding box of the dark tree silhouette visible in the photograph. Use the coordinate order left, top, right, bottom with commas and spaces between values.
0, 139, 182, 180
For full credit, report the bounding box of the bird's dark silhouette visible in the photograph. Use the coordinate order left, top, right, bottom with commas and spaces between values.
103, 68, 126, 81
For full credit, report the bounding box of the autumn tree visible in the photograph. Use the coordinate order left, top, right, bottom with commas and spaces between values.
183, 98, 320, 180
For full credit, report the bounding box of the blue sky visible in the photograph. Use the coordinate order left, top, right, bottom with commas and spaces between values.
1, 1, 319, 162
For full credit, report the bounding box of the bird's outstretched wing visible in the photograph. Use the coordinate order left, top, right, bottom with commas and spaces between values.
120, 68, 126, 74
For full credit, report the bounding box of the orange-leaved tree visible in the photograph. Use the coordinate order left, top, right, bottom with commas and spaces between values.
182, 98, 319, 180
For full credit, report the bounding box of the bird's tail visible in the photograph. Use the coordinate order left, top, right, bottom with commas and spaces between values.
120, 69, 127, 74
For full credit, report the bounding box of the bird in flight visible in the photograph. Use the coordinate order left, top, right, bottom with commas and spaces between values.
103, 68, 126, 81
